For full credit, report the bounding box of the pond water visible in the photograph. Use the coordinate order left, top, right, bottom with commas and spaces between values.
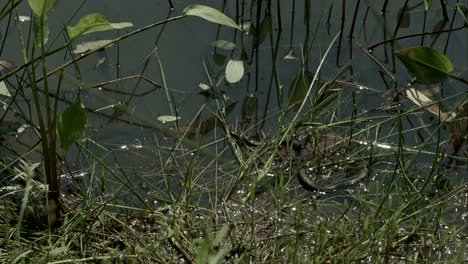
1, 0, 466, 218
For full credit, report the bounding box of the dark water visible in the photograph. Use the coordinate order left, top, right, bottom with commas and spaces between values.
1, 1, 466, 208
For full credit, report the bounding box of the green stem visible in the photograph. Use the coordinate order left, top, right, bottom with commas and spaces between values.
448, 73, 468, 85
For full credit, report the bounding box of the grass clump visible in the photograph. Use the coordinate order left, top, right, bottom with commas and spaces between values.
0, 1, 466, 263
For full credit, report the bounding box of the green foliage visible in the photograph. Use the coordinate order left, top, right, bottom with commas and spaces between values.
67, 13, 133, 41
457, 3, 468, 24
288, 71, 311, 106
183, 5, 241, 30
27, 0, 55, 46
1, 1, 465, 262
31, 13, 49, 47
212, 40, 236, 50
395, 46, 453, 84
0, 81, 10, 97
72, 39, 114, 53
195, 225, 231, 264
157, 115, 180, 123
57, 99, 87, 152
225, 59, 244, 83
28, 0, 55, 16
256, 14, 271, 47
424, 0, 432, 11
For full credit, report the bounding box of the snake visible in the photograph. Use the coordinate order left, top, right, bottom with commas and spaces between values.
295, 141, 368, 193
229, 129, 370, 193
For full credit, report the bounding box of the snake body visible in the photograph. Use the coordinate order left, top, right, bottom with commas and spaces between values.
295, 138, 369, 193
229, 130, 369, 193
297, 167, 367, 193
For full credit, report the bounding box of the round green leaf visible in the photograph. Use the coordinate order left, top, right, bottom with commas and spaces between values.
225, 59, 244, 83
57, 99, 87, 151
183, 5, 241, 30
395, 46, 453, 84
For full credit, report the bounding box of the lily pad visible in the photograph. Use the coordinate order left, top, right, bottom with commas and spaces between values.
395, 46, 453, 84
157, 115, 180, 123
225, 60, 244, 83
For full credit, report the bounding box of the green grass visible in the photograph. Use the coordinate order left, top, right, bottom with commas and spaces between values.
0, 0, 467, 263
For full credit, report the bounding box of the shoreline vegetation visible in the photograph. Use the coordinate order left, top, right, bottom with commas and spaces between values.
1, 1, 466, 263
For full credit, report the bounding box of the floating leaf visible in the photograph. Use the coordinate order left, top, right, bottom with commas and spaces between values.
240, 21, 254, 34
424, 0, 432, 11
198, 83, 212, 97
255, 15, 271, 47
157, 115, 180, 123
183, 5, 241, 30
212, 53, 227, 66
283, 49, 300, 60
95, 57, 107, 68
0, 59, 15, 72
18, 16, 31, 22
395, 46, 453, 84
406, 88, 455, 121
397, 5, 410, 28
73, 39, 114, 53
0, 81, 10, 97
67, 13, 133, 40
457, 3, 468, 24
431, 19, 447, 40
198, 83, 211, 90
241, 94, 257, 122
225, 59, 244, 83
288, 71, 312, 107
212, 40, 236, 50
57, 99, 87, 151
17, 124, 28, 134
197, 102, 236, 134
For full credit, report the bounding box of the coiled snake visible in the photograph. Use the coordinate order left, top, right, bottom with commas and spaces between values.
295, 141, 368, 193
230, 130, 370, 193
